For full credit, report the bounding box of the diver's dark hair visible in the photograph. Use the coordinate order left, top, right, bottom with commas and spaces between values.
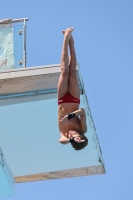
70, 134, 88, 150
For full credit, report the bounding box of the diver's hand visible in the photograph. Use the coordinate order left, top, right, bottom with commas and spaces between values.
59, 115, 69, 124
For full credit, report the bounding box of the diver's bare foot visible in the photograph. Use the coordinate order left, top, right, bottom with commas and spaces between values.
62, 27, 74, 41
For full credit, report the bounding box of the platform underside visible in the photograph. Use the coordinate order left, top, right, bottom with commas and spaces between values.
15, 165, 105, 183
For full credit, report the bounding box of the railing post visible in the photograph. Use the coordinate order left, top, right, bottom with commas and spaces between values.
23, 19, 26, 68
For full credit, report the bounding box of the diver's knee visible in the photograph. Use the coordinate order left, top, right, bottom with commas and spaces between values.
61, 67, 69, 77
69, 69, 76, 77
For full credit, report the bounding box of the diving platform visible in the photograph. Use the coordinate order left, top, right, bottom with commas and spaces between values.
0, 64, 105, 183
0, 65, 60, 96
0, 64, 81, 98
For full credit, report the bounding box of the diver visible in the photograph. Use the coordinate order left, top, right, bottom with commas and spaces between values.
58, 27, 88, 150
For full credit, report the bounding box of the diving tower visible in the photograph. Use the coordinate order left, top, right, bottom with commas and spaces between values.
0, 18, 105, 197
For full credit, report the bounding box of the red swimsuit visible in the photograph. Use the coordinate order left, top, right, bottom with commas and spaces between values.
58, 92, 80, 105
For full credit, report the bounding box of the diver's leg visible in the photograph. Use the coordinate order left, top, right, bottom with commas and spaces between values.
58, 28, 74, 99
68, 35, 80, 99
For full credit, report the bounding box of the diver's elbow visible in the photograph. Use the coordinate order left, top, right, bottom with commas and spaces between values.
59, 138, 69, 144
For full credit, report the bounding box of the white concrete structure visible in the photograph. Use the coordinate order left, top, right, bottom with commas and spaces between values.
0, 64, 82, 98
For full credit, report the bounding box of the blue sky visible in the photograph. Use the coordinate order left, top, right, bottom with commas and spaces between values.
1, 0, 133, 199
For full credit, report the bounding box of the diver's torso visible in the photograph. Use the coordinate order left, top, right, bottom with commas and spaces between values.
58, 103, 81, 137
